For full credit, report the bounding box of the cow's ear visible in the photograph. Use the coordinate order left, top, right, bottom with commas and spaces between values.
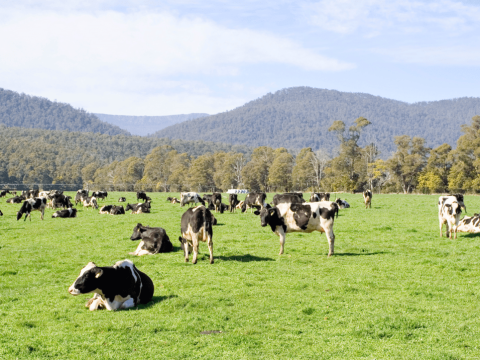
95, 269, 103, 278
253, 210, 260, 216
269, 208, 276, 217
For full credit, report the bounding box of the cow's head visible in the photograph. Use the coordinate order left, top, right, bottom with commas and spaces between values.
131, 223, 146, 240
254, 207, 278, 227
445, 202, 462, 216
68, 262, 103, 295
16, 201, 28, 221
125, 204, 133, 211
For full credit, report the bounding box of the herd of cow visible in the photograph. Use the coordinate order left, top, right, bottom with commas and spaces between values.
3, 188, 479, 311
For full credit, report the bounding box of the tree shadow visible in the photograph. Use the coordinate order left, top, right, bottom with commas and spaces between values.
334, 251, 390, 256
216, 254, 275, 262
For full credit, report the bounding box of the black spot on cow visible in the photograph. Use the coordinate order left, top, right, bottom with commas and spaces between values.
290, 203, 312, 230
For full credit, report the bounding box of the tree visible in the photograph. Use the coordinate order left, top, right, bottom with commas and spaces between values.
242, 146, 275, 192
426, 143, 452, 192
168, 153, 191, 192
187, 153, 215, 192
268, 148, 294, 191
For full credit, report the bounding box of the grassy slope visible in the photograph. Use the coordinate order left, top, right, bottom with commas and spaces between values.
1, 193, 480, 359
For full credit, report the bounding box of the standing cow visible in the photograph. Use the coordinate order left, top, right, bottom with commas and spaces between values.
179, 206, 214, 264
180, 192, 205, 207
438, 196, 462, 239
229, 194, 239, 213
363, 190, 372, 209
17, 197, 47, 221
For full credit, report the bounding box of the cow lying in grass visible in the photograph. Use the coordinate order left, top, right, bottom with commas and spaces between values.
125, 203, 151, 214
129, 223, 174, 256
68, 260, 154, 311
457, 214, 480, 233
99, 205, 114, 214
52, 208, 77, 218
335, 198, 350, 209
254, 201, 338, 256
110, 205, 125, 215
83, 196, 98, 210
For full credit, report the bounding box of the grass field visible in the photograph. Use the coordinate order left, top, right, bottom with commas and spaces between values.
1, 192, 480, 359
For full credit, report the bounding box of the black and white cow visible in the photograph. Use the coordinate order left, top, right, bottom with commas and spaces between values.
7, 196, 25, 204
83, 196, 98, 210
438, 196, 462, 239
439, 194, 466, 213
335, 198, 350, 209
179, 205, 214, 264
92, 191, 108, 201
272, 193, 305, 206
75, 190, 89, 205
99, 205, 114, 214
255, 201, 338, 256
110, 205, 125, 215
129, 223, 174, 256
52, 208, 77, 218
310, 192, 330, 202
68, 259, 154, 311
363, 190, 372, 209
180, 192, 205, 207
229, 194, 239, 213
136, 191, 149, 202
51, 194, 73, 209
125, 203, 150, 214
17, 197, 47, 221
241, 192, 267, 213
0, 190, 10, 198
23, 189, 39, 199
457, 214, 480, 233
118, 197, 126, 202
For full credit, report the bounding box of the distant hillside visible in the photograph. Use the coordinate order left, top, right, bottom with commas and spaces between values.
0, 88, 129, 136
95, 113, 209, 136
153, 87, 480, 155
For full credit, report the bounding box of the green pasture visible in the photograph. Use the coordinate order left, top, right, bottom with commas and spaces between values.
1, 192, 480, 359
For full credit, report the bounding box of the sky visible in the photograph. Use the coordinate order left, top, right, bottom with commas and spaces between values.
0, 0, 479, 116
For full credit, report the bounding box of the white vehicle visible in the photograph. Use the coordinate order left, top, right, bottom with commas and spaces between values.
227, 189, 249, 194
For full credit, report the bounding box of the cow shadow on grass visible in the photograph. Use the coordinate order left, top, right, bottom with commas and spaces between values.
334, 251, 390, 257
216, 254, 275, 262
461, 233, 480, 238
136, 295, 178, 310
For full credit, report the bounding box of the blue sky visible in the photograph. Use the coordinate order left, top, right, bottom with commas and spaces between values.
0, 0, 479, 115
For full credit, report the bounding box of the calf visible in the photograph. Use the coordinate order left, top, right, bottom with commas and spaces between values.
180, 192, 205, 207
242, 193, 267, 213
99, 205, 114, 214
118, 197, 126, 202
309, 192, 330, 202
136, 191, 149, 202
52, 208, 77, 218
68, 259, 154, 311
17, 197, 47, 221
125, 203, 150, 214
110, 205, 125, 215
335, 198, 350, 209
129, 223, 174, 256
229, 194, 239, 213
457, 214, 480, 233
83, 196, 98, 210
272, 193, 305, 206
363, 190, 372, 209
255, 201, 338, 256
179, 205, 214, 264
439, 197, 462, 239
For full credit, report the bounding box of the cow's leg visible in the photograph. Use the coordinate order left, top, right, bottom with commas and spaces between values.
325, 228, 335, 257
41, 209, 44, 220
277, 228, 286, 255
183, 240, 189, 263
446, 222, 451, 239
192, 235, 199, 264
207, 235, 214, 264
120, 298, 135, 309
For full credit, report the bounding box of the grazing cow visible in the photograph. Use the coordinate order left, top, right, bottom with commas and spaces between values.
52, 208, 77, 218
129, 223, 174, 256
272, 193, 305, 206
7, 196, 25, 204
363, 190, 372, 209
180, 192, 205, 207
335, 198, 350, 209
51, 194, 73, 209
110, 205, 125, 215
75, 190, 89, 205
179, 206, 214, 264
125, 203, 150, 214
68, 259, 154, 311
242, 192, 267, 213
438, 197, 462, 239
17, 197, 47, 221
229, 194, 239, 213
254, 201, 338, 256
0, 190, 10, 198
92, 191, 108, 201
99, 205, 114, 214
457, 214, 480, 233
118, 197, 126, 202
136, 191, 149, 202
83, 196, 98, 210
310, 192, 330, 202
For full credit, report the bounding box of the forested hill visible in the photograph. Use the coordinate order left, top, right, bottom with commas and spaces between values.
0, 88, 129, 136
153, 87, 480, 154
95, 113, 209, 136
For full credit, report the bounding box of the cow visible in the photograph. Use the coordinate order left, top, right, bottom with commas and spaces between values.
211, 193, 222, 213
110, 205, 125, 215
438, 196, 462, 239
170, 197, 180, 204
457, 214, 480, 233
17, 197, 47, 221
272, 193, 305, 206
180, 192, 205, 207
7, 196, 25, 204
0, 190, 10, 198
229, 194, 239, 213
439, 194, 467, 213
11, 191, 17, 196
136, 191, 149, 202
236, 200, 244, 210
335, 198, 350, 209
68, 259, 154, 311
241, 193, 267, 213
254, 201, 339, 256
363, 190, 372, 209
118, 197, 126, 202
75, 190, 89, 205
83, 196, 98, 210
92, 191, 108, 201
22, 190, 39, 199
202, 194, 213, 204
125, 203, 150, 214
99, 205, 114, 214
310, 192, 330, 202
129, 223, 174, 256
51, 194, 73, 209
52, 208, 77, 218
178, 205, 214, 264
